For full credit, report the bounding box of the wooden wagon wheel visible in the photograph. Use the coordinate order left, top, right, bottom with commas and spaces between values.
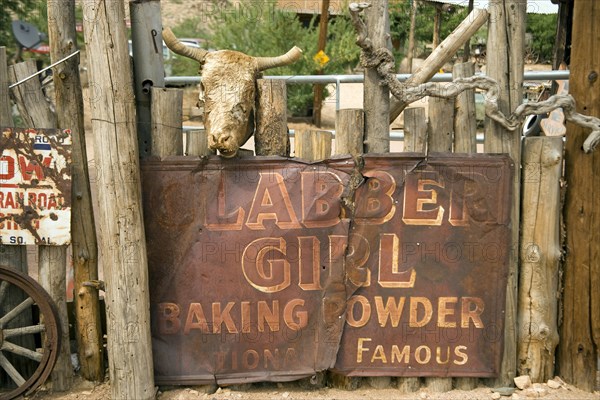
0, 267, 60, 400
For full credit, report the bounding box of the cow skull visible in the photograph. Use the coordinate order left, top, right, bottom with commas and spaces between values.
163, 28, 302, 158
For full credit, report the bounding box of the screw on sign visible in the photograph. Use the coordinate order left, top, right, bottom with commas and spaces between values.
0, 127, 72, 246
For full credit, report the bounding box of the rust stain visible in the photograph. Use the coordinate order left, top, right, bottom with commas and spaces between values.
141, 154, 512, 384
0, 127, 72, 245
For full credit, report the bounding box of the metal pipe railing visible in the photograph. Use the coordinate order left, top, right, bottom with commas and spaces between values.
165, 70, 570, 86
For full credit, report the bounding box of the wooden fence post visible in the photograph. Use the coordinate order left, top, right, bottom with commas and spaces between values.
451, 61, 478, 391
47, 0, 104, 381
453, 62, 477, 154
295, 130, 332, 161
403, 107, 427, 154
427, 96, 454, 154
82, 0, 155, 397
363, 0, 390, 154
397, 106, 426, 394
0, 46, 36, 387
256, 79, 289, 156
186, 130, 214, 157
335, 109, 364, 156
9, 60, 73, 391
0, 51, 29, 270
425, 96, 454, 393
151, 88, 183, 158
484, 0, 526, 388
364, 1, 391, 386
518, 137, 563, 383
559, 0, 600, 391
328, 108, 363, 391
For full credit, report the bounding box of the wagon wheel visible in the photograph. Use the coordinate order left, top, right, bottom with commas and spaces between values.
0, 267, 60, 400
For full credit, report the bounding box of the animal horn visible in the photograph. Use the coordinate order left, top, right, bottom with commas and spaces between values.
255, 46, 303, 71
162, 27, 208, 62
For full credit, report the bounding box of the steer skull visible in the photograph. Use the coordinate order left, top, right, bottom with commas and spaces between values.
163, 28, 303, 158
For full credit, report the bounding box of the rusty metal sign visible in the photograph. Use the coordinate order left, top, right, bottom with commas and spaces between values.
335, 154, 512, 377
0, 127, 71, 245
142, 157, 352, 385
142, 153, 512, 384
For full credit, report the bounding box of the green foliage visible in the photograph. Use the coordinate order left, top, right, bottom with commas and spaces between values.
389, 1, 468, 59
526, 13, 557, 63
169, 0, 361, 116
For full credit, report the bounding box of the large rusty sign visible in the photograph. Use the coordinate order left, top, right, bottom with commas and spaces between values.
141, 154, 512, 384
334, 155, 512, 377
0, 127, 71, 245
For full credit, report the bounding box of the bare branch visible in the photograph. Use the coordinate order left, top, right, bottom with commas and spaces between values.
349, 3, 600, 153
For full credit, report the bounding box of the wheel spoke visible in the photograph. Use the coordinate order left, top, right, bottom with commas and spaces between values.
4, 324, 46, 338
1, 340, 43, 362
0, 280, 9, 306
0, 297, 34, 328
0, 352, 26, 387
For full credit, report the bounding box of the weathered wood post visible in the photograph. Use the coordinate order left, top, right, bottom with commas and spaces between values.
484, 0, 526, 387
452, 61, 478, 391
335, 109, 364, 156
151, 88, 183, 157
256, 79, 289, 156
363, 0, 390, 154
559, 0, 600, 391
518, 137, 563, 383
0, 47, 35, 385
406, 0, 418, 73
403, 107, 427, 154
0, 50, 29, 272
425, 96, 454, 393
452, 62, 477, 154
328, 109, 364, 391
9, 60, 73, 391
47, 0, 104, 381
186, 130, 213, 157
82, 0, 155, 397
295, 130, 332, 161
364, 0, 391, 388
427, 96, 454, 154
397, 106, 426, 394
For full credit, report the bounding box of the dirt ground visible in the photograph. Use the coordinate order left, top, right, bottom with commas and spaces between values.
26, 374, 600, 400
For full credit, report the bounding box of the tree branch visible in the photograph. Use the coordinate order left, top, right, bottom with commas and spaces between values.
349, 2, 600, 152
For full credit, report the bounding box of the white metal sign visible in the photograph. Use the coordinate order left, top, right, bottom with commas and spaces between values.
0, 127, 71, 245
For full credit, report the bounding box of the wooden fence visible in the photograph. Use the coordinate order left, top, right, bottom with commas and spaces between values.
1, 0, 599, 398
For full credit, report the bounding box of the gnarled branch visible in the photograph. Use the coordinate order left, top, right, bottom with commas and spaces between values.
349, 2, 600, 152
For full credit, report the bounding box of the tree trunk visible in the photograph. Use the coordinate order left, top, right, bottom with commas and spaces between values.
518, 137, 563, 383
82, 0, 155, 397
483, 0, 526, 388
312, 0, 330, 128
9, 60, 73, 391
558, 0, 600, 391
47, 0, 104, 382
406, 0, 418, 73
364, 0, 390, 153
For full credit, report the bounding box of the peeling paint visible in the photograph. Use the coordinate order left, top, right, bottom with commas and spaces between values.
0, 127, 72, 245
